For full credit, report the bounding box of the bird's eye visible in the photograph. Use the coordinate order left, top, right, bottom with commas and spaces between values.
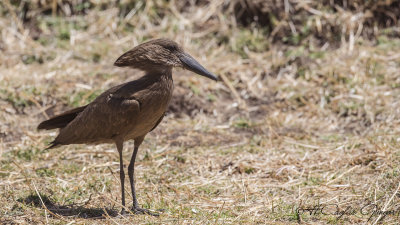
165, 44, 177, 52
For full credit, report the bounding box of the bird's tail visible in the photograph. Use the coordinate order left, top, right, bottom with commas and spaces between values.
37, 105, 87, 130
45, 141, 60, 150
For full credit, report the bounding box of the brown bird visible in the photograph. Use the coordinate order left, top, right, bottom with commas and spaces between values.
37, 39, 218, 216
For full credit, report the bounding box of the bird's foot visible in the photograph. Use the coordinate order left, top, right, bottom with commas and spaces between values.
117, 209, 127, 218
131, 207, 159, 216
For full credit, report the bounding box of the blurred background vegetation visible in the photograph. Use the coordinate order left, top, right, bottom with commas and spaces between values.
2, 0, 400, 50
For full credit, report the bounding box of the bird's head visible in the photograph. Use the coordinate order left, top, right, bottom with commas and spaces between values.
114, 39, 218, 81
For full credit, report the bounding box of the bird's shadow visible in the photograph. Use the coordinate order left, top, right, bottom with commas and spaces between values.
18, 193, 119, 219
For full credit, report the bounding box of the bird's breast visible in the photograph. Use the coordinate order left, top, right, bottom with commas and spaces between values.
125, 78, 173, 139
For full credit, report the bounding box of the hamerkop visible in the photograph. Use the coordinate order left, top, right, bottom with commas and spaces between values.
38, 39, 218, 215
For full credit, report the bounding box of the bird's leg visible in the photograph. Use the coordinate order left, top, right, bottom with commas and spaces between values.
116, 140, 126, 215
128, 145, 139, 208
128, 143, 159, 216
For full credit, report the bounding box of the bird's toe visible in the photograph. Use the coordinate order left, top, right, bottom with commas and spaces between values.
132, 207, 159, 216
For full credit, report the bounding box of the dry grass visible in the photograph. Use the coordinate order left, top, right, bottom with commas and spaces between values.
1, 0, 400, 224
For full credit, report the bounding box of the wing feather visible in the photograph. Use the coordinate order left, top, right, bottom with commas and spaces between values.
53, 94, 140, 145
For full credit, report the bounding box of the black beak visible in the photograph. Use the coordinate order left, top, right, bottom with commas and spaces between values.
179, 53, 218, 81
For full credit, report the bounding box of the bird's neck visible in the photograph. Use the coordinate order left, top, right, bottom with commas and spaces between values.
138, 68, 173, 96
144, 67, 173, 82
